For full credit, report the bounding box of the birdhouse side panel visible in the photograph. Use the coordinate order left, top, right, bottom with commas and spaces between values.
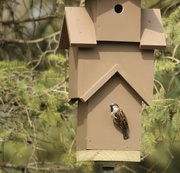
85, 74, 142, 150
64, 7, 97, 47
68, 47, 79, 99
76, 101, 88, 150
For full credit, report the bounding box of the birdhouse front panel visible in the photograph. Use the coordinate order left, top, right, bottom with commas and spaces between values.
76, 74, 142, 161
69, 42, 154, 105
86, 0, 141, 42
88, 74, 142, 150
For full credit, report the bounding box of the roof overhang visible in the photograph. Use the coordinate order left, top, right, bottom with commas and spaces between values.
59, 7, 97, 49
75, 64, 152, 105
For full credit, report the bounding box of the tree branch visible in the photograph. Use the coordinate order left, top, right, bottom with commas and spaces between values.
0, 31, 60, 44
1, 15, 60, 25
0, 162, 73, 172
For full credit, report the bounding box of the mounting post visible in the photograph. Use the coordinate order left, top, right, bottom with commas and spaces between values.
102, 166, 115, 173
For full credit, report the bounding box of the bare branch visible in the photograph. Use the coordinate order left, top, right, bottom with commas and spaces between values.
139, 165, 156, 173
163, 56, 180, 65
167, 69, 180, 93
115, 165, 137, 173
0, 31, 60, 44
0, 162, 73, 172
172, 44, 180, 60
1, 15, 60, 25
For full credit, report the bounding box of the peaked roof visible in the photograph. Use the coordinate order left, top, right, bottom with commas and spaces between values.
78, 64, 152, 105
59, 7, 166, 50
59, 7, 97, 49
140, 9, 166, 49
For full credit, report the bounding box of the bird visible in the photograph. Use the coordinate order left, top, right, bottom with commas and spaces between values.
110, 103, 130, 140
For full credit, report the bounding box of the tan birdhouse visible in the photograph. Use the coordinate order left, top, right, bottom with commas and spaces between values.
59, 0, 166, 162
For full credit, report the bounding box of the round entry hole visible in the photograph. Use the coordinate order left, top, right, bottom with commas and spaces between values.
114, 4, 123, 14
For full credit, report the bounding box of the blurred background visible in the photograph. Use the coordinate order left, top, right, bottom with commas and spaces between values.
0, 0, 180, 172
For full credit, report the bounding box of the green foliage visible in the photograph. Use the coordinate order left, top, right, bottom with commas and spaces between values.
163, 5, 180, 45
142, 90, 180, 156
141, 4, 180, 167
0, 54, 77, 171
155, 59, 176, 74
152, 4, 180, 99
142, 0, 180, 9
0, 0, 180, 172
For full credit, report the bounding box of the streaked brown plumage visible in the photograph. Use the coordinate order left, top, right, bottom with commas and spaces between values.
110, 103, 130, 140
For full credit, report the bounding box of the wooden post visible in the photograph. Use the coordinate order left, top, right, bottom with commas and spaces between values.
102, 166, 115, 173
98, 162, 117, 173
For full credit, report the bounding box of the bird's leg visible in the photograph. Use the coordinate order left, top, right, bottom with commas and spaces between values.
111, 114, 117, 119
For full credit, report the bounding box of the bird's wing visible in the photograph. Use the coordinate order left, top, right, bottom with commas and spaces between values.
117, 109, 129, 130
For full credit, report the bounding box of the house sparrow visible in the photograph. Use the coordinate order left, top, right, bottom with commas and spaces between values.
110, 103, 130, 140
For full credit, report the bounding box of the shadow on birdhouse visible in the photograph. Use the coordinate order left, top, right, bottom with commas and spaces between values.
59, 0, 166, 162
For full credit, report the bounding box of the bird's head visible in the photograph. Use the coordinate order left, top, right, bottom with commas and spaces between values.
110, 103, 119, 113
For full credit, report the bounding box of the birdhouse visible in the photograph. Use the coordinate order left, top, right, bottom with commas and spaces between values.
59, 0, 166, 162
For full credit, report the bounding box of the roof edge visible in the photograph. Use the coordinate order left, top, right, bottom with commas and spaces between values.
140, 9, 166, 50
59, 16, 69, 49
79, 64, 151, 105
80, 64, 120, 102
59, 7, 97, 49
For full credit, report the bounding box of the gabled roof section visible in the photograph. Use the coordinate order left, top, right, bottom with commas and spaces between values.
80, 64, 152, 105
140, 9, 166, 50
80, 64, 120, 102
59, 7, 97, 49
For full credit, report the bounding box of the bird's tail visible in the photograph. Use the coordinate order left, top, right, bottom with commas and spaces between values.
123, 130, 130, 140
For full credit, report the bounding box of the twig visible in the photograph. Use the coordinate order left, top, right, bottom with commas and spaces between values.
172, 44, 180, 60
163, 2, 180, 17
68, 138, 76, 155
31, 50, 54, 70
162, 158, 172, 173
162, 56, 180, 65
153, 83, 159, 94
139, 165, 156, 173
167, 69, 180, 93
147, 161, 159, 173
115, 165, 137, 173
25, 119, 38, 171
154, 79, 165, 91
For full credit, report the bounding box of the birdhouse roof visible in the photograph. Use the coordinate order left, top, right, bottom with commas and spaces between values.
59, 7, 97, 49
140, 9, 166, 49
59, 7, 166, 49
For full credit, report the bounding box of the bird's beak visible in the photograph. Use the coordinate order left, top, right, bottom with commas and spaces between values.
110, 103, 113, 107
